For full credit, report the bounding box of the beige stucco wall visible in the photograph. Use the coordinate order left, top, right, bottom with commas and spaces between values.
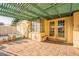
66, 16, 73, 44
40, 19, 49, 41
73, 12, 79, 48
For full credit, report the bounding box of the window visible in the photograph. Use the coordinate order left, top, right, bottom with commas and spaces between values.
32, 19, 45, 32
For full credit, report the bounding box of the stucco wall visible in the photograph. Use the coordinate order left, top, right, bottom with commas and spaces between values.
66, 16, 73, 44
73, 12, 79, 48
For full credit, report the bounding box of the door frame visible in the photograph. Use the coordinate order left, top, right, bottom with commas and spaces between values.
48, 20, 56, 39
48, 17, 66, 41
56, 19, 66, 41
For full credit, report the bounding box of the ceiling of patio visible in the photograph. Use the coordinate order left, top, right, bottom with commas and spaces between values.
0, 3, 79, 20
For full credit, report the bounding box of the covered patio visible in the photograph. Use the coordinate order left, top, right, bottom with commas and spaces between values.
0, 3, 79, 56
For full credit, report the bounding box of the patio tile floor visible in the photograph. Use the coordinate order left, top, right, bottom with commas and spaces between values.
0, 39, 79, 56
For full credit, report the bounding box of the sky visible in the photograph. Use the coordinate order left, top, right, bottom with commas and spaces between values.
0, 16, 14, 25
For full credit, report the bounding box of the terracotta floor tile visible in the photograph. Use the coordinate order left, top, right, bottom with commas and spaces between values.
1, 39, 79, 56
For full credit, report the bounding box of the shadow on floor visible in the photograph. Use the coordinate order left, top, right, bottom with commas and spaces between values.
0, 46, 6, 50
44, 38, 73, 46
0, 51, 10, 56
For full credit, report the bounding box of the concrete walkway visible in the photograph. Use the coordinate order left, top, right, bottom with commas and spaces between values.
0, 39, 79, 56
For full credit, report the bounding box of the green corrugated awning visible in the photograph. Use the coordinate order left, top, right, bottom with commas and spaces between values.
0, 3, 79, 20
